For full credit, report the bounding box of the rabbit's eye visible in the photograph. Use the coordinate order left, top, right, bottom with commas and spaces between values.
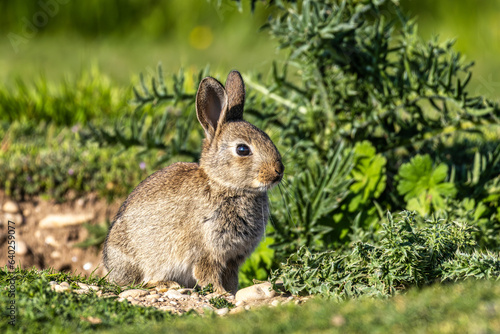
236, 144, 251, 156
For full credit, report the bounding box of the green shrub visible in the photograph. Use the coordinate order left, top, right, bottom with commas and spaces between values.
271, 211, 500, 300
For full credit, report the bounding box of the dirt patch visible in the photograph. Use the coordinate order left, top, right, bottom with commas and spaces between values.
0, 190, 121, 276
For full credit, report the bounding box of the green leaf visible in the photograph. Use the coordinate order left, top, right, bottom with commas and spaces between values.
397, 154, 456, 214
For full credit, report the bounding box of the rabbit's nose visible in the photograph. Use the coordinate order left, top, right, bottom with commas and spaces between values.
275, 161, 285, 176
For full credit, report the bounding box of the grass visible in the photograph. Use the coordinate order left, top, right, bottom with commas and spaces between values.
1, 267, 499, 333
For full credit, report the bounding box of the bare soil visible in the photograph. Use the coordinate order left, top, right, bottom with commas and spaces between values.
0, 190, 121, 277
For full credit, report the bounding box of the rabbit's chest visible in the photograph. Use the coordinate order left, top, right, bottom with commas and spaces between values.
203, 196, 268, 258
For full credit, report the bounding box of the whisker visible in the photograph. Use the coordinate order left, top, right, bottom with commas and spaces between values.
278, 183, 296, 228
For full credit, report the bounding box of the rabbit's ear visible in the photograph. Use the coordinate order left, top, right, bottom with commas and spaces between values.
196, 77, 228, 140
224, 70, 245, 122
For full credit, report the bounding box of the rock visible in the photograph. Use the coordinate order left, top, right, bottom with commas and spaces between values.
145, 294, 161, 301
130, 299, 142, 306
77, 282, 99, 291
73, 289, 89, 294
331, 315, 346, 327
235, 282, 276, 302
230, 306, 245, 314
2, 200, 20, 213
165, 289, 185, 300
3, 213, 24, 226
159, 305, 176, 312
235, 300, 245, 307
215, 307, 229, 316
51, 251, 62, 259
271, 299, 280, 307
59, 282, 70, 288
39, 213, 94, 229
53, 285, 70, 293
16, 241, 29, 256
84, 316, 102, 325
44, 235, 60, 247
118, 289, 149, 299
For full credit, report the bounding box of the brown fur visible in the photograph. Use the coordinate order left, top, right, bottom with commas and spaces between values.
103, 71, 284, 293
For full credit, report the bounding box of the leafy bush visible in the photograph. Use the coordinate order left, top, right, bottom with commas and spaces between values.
271, 211, 500, 300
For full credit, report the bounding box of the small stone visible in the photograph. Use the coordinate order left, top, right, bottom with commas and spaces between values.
295, 300, 301, 305
51, 251, 62, 259
235, 282, 276, 302
117, 298, 126, 302
77, 282, 89, 290
146, 294, 161, 300
235, 300, 245, 307
85, 316, 102, 325
16, 241, 29, 256
4, 213, 24, 226
271, 300, 280, 307
2, 200, 20, 213
59, 282, 70, 288
73, 289, 88, 294
44, 236, 59, 247
215, 307, 229, 316
49, 281, 58, 286
331, 315, 346, 327
170, 301, 178, 306
130, 299, 142, 306
244, 305, 251, 310
158, 298, 165, 302
39, 213, 94, 229
230, 306, 245, 314
159, 306, 176, 312
165, 289, 184, 300
54, 285, 70, 293
76, 198, 86, 208
118, 289, 149, 299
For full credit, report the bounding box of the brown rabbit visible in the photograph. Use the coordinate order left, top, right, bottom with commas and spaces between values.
103, 70, 284, 293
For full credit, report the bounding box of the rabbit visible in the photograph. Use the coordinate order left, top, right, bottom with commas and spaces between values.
103, 70, 284, 293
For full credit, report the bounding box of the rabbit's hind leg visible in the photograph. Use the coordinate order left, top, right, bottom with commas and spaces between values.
104, 247, 144, 286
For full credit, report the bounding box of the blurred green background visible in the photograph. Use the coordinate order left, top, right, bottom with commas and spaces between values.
1, 0, 499, 100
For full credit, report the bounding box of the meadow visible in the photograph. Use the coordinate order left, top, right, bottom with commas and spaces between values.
1, 0, 499, 332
